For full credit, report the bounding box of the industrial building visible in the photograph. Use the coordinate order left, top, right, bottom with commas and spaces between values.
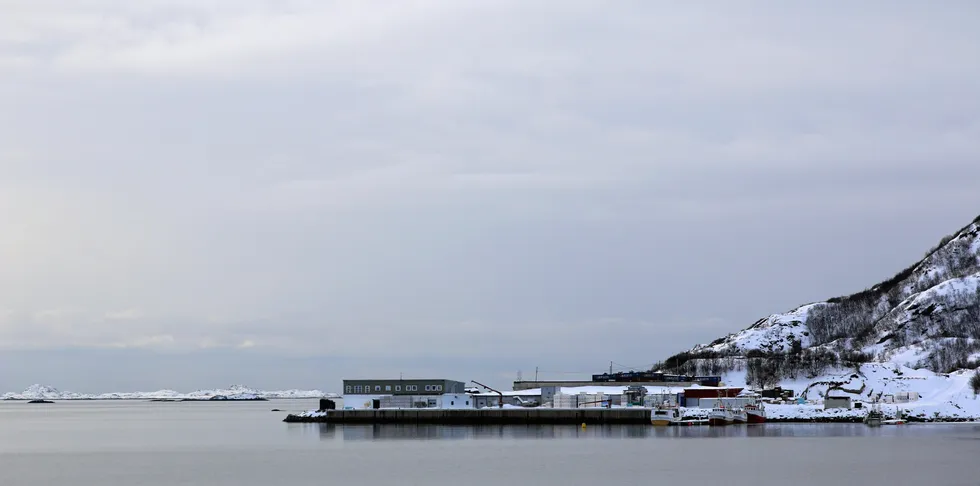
341, 379, 468, 410
343, 379, 466, 396
473, 384, 741, 409
469, 391, 544, 409
337, 375, 765, 412
513, 371, 722, 391
680, 386, 745, 408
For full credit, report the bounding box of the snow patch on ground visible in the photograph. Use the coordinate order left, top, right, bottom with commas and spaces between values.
722, 363, 980, 420
907, 273, 980, 304
917, 265, 947, 286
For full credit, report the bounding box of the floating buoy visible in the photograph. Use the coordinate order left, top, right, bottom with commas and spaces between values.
581, 423, 586, 429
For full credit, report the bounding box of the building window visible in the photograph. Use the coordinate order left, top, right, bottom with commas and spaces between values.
385, 385, 391, 392
424, 385, 431, 391
435, 385, 442, 392
345, 386, 352, 394
375, 385, 381, 392
466, 401, 470, 406
450, 401, 454, 406
354, 386, 362, 393
395, 385, 401, 392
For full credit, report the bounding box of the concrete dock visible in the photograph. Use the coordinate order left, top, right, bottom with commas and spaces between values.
283, 408, 652, 425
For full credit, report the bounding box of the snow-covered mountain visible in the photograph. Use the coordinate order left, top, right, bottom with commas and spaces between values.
661, 214, 980, 388
1, 384, 334, 401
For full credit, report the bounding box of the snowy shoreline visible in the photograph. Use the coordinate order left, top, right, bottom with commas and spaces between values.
1, 384, 333, 401
285, 407, 978, 424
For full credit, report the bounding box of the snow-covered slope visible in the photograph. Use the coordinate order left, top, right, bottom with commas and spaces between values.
1, 384, 334, 401
678, 215, 980, 373
694, 304, 818, 354
659, 215, 980, 417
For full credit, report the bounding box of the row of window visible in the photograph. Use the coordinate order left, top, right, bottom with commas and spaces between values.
345, 384, 444, 394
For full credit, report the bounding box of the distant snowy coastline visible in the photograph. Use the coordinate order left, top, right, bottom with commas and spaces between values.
1, 384, 334, 401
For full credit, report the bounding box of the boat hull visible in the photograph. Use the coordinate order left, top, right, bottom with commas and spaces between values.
864, 415, 883, 427
677, 419, 708, 426
746, 410, 766, 423
708, 413, 733, 426
651, 419, 674, 426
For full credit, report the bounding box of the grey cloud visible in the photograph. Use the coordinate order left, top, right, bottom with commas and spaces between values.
1, 1, 979, 390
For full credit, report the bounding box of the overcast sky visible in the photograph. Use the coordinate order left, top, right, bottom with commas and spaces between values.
1, 0, 978, 393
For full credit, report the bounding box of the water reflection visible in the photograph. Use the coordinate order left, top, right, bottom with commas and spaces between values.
305, 422, 975, 442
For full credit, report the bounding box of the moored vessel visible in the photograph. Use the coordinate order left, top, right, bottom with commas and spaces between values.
882, 408, 906, 425
864, 399, 884, 427
651, 406, 682, 426
731, 407, 748, 424
708, 404, 734, 425
864, 411, 883, 426
744, 403, 766, 423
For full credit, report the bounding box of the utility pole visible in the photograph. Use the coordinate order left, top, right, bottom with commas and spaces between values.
610, 361, 613, 374
535, 367, 538, 381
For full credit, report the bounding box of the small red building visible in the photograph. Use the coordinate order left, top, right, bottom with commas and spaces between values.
683, 387, 743, 398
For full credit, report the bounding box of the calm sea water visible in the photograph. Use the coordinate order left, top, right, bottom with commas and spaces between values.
1, 400, 978, 485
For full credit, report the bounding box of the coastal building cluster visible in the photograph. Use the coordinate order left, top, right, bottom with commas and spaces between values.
288, 367, 940, 426
330, 372, 774, 425
339, 373, 743, 411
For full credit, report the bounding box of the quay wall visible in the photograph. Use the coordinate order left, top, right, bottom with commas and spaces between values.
283, 408, 652, 425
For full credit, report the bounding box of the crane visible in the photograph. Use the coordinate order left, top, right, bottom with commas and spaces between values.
471, 380, 504, 408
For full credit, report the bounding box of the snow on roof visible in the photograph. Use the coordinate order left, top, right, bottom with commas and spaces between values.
469, 389, 542, 397
683, 384, 742, 390
470, 385, 687, 397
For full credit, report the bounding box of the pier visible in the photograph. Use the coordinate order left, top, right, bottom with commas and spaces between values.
283, 408, 652, 425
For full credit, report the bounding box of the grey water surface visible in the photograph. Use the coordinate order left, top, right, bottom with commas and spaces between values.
1, 400, 978, 485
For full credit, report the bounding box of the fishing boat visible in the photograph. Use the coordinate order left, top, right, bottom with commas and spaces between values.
882, 408, 907, 425
731, 407, 748, 424
651, 405, 682, 426
744, 402, 766, 423
708, 403, 734, 425
864, 399, 884, 427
